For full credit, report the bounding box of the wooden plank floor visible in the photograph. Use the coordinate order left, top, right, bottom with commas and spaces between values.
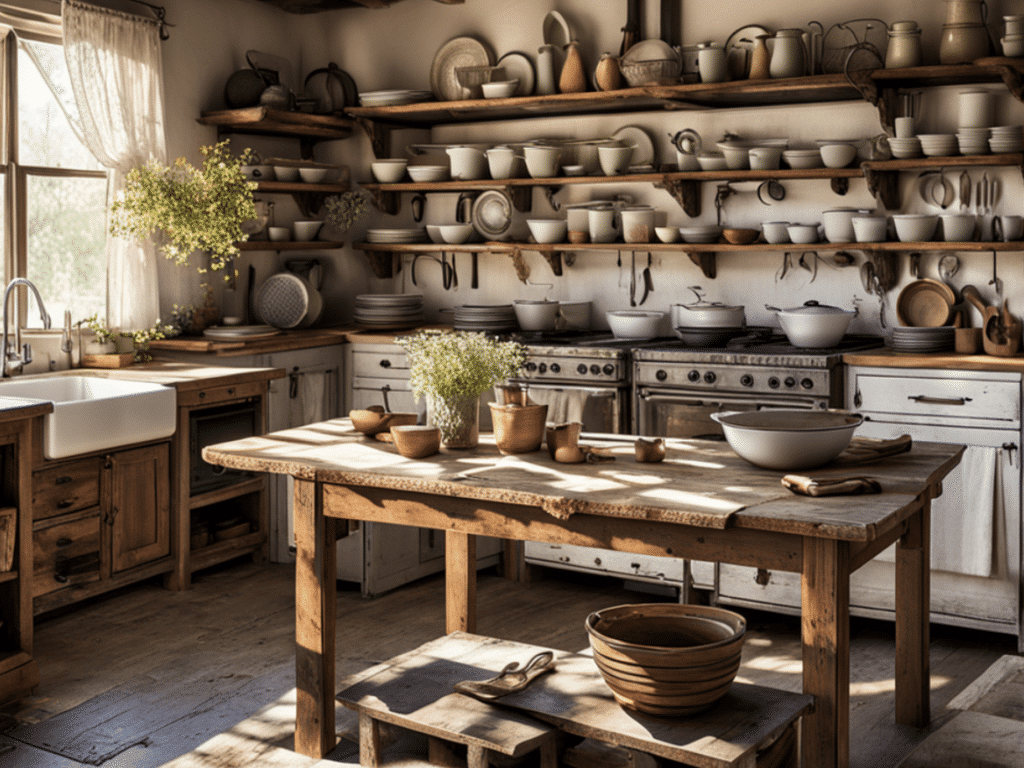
0, 559, 1016, 768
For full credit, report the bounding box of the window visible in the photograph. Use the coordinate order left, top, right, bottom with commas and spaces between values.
2, 29, 108, 327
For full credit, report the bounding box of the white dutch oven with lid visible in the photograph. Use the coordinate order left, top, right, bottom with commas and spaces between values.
768, 300, 856, 348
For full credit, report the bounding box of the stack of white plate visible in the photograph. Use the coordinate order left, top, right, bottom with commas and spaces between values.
917, 133, 958, 157
366, 228, 428, 244
354, 294, 425, 329
453, 304, 517, 332
989, 125, 1024, 153
957, 126, 991, 155
359, 89, 434, 107
891, 326, 955, 353
888, 136, 922, 159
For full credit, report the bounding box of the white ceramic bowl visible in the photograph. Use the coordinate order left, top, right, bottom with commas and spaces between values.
298, 167, 329, 183
939, 213, 976, 242
407, 165, 449, 182
425, 225, 445, 244
696, 152, 729, 171
514, 300, 559, 331
292, 220, 324, 242
852, 215, 889, 242
715, 142, 751, 170
527, 219, 568, 244
892, 214, 939, 242
654, 226, 680, 243
710, 410, 863, 471
748, 146, 783, 170
273, 166, 300, 182
678, 225, 722, 244
481, 79, 520, 98
598, 144, 634, 175
782, 149, 823, 169
821, 208, 871, 243
562, 164, 586, 176
818, 142, 858, 168
787, 223, 820, 244
761, 221, 791, 244
371, 159, 408, 183
607, 310, 665, 340
439, 224, 475, 244
268, 226, 290, 242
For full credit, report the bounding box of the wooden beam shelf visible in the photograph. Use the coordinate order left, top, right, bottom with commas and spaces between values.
235, 240, 345, 251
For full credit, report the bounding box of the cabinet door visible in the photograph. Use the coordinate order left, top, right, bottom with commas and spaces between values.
33, 510, 101, 597
107, 444, 170, 572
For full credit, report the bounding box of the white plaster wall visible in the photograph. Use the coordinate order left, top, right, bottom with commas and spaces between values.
155, 0, 1024, 338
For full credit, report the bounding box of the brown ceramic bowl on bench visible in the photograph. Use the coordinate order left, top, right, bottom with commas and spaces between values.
585, 603, 746, 716
349, 407, 418, 435
390, 425, 441, 459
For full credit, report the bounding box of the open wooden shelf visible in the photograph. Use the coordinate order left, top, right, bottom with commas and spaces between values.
189, 478, 265, 511
189, 531, 267, 572
198, 107, 355, 141
235, 240, 345, 251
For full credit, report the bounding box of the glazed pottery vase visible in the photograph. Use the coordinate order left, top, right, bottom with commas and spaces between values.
426, 391, 479, 449
595, 52, 622, 91
748, 35, 771, 79
560, 40, 587, 93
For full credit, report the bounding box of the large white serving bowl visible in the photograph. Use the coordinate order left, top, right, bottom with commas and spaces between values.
710, 409, 863, 470
371, 159, 408, 183
439, 224, 475, 244
892, 214, 939, 242
818, 142, 858, 168
607, 310, 665, 340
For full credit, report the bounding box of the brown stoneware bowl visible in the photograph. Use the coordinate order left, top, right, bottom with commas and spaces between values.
390, 425, 441, 459
349, 408, 417, 435
585, 603, 746, 716
722, 227, 760, 245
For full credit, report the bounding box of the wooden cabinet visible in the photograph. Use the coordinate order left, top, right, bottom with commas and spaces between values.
31, 443, 172, 614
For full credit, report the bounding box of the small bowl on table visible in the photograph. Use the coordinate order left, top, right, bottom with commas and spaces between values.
710, 409, 863, 470
390, 425, 441, 459
349, 408, 418, 436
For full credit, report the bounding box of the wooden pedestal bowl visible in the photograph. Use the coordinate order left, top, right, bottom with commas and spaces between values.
585, 603, 746, 716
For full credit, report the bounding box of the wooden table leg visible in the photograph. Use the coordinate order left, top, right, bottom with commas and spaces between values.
895, 499, 931, 727
446, 531, 477, 634
801, 536, 851, 768
294, 479, 338, 758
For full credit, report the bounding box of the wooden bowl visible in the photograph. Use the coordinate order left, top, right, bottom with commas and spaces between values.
390, 425, 441, 459
349, 408, 417, 435
585, 603, 746, 716
722, 227, 760, 245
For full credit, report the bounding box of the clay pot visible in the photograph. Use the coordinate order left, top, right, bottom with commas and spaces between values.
594, 52, 622, 91
560, 41, 587, 93
635, 437, 666, 462
489, 402, 548, 454
390, 425, 441, 459
546, 422, 586, 463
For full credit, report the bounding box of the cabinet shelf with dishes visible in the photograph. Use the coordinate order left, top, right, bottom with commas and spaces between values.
235, 240, 346, 252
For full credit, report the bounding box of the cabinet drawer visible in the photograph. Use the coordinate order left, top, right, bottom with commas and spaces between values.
33, 511, 101, 597
351, 350, 408, 378
853, 373, 1020, 424
177, 380, 265, 408
33, 459, 100, 521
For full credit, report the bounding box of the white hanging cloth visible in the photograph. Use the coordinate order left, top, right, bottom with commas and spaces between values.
54, 0, 167, 332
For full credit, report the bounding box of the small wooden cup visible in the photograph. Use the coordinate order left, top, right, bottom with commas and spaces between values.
390, 425, 441, 459
954, 327, 982, 354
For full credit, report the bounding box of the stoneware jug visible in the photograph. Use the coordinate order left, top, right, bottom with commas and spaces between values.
697, 42, 729, 83
940, 0, 993, 63
886, 24, 923, 68
559, 40, 587, 93
594, 52, 622, 91
770, 29, 807, 78
748, 35, 771, 79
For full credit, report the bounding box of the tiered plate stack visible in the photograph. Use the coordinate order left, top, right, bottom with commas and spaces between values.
354, 294, 425, 330
366, 228, 428, 244
989, 125, 1024, 154
359, 89, 434, 107
891, 326, 955, 353
452, 304, 517, 332
917, 133, 959, 158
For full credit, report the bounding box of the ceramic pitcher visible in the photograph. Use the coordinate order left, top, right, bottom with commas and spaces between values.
770, 29, 807, 79
940, 0, 993, 63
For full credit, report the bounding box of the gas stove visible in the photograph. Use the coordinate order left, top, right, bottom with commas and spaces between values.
510, 331, 645, 386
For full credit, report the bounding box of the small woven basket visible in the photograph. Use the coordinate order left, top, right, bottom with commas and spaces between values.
619, 58, 681, 86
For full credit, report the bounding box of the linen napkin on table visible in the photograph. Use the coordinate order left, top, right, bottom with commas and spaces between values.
781, 475, 882, 497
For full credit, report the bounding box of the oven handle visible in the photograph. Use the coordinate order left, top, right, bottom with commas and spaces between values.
637, 388, 825, 410
514, 385, 618, 398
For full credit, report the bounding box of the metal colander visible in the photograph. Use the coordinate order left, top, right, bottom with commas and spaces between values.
256, 273, 309, 329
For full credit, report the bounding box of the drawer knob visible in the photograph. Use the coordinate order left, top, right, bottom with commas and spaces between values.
55, 475, 72, 485
56, 537, 73, 548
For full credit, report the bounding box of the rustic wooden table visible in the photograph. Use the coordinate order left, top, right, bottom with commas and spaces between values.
202, 421, 964, 768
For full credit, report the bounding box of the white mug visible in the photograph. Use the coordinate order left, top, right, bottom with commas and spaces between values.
993, 215, 1023, 242
598, 144, 634, 175
588, 206, 621, 243
486, 147, 519, 180
620, 207, 655, 244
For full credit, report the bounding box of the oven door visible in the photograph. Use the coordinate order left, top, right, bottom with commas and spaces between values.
516, 384, 624, 434
635, 387, 828, 439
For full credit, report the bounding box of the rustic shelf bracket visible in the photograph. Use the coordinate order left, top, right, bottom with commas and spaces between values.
655, 178, 701, 217
352, 116, 392, 159
685, 251, 717, 279
542, 186, 562, 212
862, 166, 900, 210
994, 64, 1024, 103
358, 248, 395, 279
366, 187, 400, 215
541, 250, 563, 276
506, 186, 532, 213
291, 190, 335, 218
846, 70, 900, 134
830, 177, 850, 196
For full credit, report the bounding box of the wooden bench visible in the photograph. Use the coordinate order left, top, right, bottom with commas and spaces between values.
898, 654, 1024, 768
336, 632, 813, 768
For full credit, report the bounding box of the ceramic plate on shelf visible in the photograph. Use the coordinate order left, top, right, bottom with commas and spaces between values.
611, 125, 656, 167
496, 51, 535, 96
472, 189, 514, 241
724, 24, 771, 80
359, 89, 433, 107
430, 36, 494, 101
203, 325, 281, 341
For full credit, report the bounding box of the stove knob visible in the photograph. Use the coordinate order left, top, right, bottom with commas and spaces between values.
768, 376, 781, 389
703, 371, 717, 384
550, 363, 561, 374
525, 362, 537, 372
687, 369, 700, 382
740, 374, 754, 388
538, 363, 548, 374
801, 378, 814, 389
590, 364, 601, 375
603, 363, 615, 376
577, 364, 588, 375
784, 376, 796, 388
656, 369, 668, 381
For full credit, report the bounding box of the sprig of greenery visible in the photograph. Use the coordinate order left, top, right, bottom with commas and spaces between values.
79, 313, 117, 345
322, 191, 368, 234
109, 140, 258, 278
398, 330, 525, 401
122, 319, 179, 363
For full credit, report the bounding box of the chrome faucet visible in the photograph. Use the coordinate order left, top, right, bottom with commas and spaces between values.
2, 278, 52, 377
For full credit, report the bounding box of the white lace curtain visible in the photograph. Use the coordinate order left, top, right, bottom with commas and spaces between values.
60, 0, 167, 331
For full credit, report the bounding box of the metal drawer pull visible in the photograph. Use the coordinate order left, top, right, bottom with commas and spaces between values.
56, 499, 74, 509
908, 395, 972, 406
56, 537, 73, 548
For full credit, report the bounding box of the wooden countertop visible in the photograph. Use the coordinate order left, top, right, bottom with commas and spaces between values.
203, 418, 963, 542
10, 363, 284, 393
844, 348, 1024, 372
148, 325, 452, 355
0, 398, 52, 423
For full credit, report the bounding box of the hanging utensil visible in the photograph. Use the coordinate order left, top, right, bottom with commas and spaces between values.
938, 253, 960, 281
640, 252, 653, 305
471, 253, 479, 289
451, 252, 458, 289
860, 259, 875, 292
959, 170, 971, 211
909, 252, 921, 278
629, 251, 637, 307
621, 0, 641, 56
990, 250, 1003, 297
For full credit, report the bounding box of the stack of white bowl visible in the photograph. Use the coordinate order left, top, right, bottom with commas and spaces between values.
888, 135, 922, 159
354, 294, 425, 329
917, 133, 959, 157
957, 126, 991, 155
990, 125, 1024, 154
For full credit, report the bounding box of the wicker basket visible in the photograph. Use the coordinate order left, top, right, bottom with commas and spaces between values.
619, 58, 681, 87
490, 403, 548, 454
